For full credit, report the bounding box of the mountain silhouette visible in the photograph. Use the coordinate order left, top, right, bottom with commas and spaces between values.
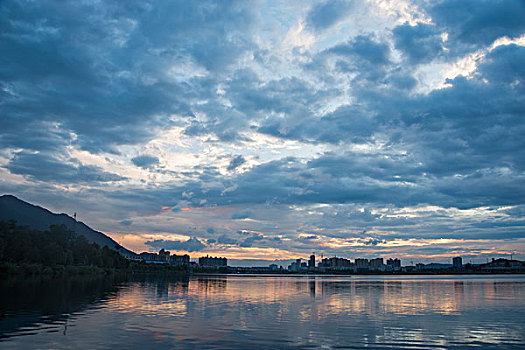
0, 194, 135, 256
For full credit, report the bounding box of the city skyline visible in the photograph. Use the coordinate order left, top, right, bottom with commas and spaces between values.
128, 247, 525, 273
1, 1, 524, 264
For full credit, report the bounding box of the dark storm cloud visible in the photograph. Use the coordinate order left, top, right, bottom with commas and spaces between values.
145, 237, 206, 252
305, 0, 353, 32
131, 155, 159, 169
5, 151, 126, 183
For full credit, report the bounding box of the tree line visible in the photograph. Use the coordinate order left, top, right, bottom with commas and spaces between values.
0, 220, 129, 269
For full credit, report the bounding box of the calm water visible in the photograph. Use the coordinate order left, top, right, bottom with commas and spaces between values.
1, 274, 525, 349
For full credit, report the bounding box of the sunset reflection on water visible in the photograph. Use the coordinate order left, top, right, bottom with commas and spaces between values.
1, 275, 525, 349
114, 275, 525, 316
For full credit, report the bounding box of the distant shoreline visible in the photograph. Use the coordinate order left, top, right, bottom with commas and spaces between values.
193, 271, 525, 276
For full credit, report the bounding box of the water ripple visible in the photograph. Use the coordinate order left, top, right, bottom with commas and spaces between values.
1, 275, 525, 349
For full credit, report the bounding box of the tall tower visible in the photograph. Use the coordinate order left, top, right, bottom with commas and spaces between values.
73, 212, 77, 235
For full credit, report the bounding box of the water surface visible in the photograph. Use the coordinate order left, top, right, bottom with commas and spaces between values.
1, 274, 525, 349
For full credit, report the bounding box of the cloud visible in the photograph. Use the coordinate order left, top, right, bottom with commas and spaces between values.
0, 120, 73, 152
328, 35, 391, 67
227, 155, 246, 171
217, 234, 238, 245
363, 239, 387, 246
231, 209, 253, 220
131, 155, 160, 169
305, 0, 353, 32
0, 0, 256, 153
1, 0, 524, 262
240, 234, 264, 248
300, 235, 318, 240
145, 237, 206, 252
5, 151, 126, 183
428, 0, 525, 53
393, 23, 444, 64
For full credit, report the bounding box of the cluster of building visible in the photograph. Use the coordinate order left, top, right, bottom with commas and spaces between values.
288, 255, 402, 273
130, 249, 524, 274
286, 255, 525, 273
198, 255, 227, 267
136, 249, 227, 268
138, 249, 190, 266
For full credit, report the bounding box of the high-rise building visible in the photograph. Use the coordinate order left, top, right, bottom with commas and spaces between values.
289, 259, 302, 272
355, 258, 369, 268
158, 248, 170, 262
308, 254, 315, 268
170, 254, 190, 266
318, 258, 330, 268
355, 258, 369, 272
316, 256, 352, 270
199, 255, 227, 267
387, 258, 401, 271
330, 257, 351, 267
369, 258, 385, 271
370, 258, 383, 267
453, 256, 462, 269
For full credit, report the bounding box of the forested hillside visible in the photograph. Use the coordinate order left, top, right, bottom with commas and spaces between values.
0, 220, 129, 269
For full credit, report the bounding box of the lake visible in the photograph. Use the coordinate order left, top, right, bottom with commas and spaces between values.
1, 274, 525, 349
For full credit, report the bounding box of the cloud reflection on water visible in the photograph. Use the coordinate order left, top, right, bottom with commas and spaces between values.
2, 275, 525, 349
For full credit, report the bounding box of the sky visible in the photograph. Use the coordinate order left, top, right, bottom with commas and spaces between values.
1, 0, 524, 266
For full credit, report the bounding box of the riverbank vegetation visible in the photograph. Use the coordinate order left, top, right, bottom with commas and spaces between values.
0, 221, 188, 277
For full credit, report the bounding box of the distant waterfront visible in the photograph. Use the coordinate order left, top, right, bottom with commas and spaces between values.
130, 247, 525, 275
2, 274, 525, 349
